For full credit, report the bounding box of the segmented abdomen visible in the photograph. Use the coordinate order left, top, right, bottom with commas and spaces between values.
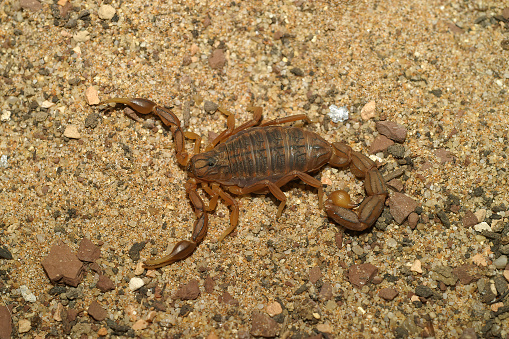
218, 126, 332, 187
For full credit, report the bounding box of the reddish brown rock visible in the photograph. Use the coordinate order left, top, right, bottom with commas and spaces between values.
376, 121, 407, 143
408, 212, 419, 229
348, 263, 378, 288
388, 192, 418, 224
435, 148, 455, 163
204, 276, 215, 294
387, 179, 404, 192
20, 0, 42, 11
0, 306, 12, 339
209, 49, 226, 69
462, 210, 478, 228
96, 275, 115, 292
319, 281, 333, 301
335, 232, 343, 249
77, 238, 101, 262
219, 291, 239, 306
452, 265, 480, 285
369, 135, 394, 154
309, 267, 322, 284
41, 242, 84, 287
88, 301, 107, 321
250, 311, 279, 338
67, 308, 79, 322
174, 279, 200, 300
379, 287, 399, 300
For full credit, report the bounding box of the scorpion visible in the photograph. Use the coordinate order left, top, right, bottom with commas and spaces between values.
104, 98, 388, 269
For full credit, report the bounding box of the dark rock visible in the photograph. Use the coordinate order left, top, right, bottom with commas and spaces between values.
319, 282, 333, 301
387, 144, 406, 159
0, 246, 13, 260
415, 285, 434, 298
128, 242, 146, 261
84, 113, 100, 129
204, 276, 214, 293
203, 101, 218, 114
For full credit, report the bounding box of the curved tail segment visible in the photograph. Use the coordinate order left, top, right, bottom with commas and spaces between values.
326, 142, 388, 231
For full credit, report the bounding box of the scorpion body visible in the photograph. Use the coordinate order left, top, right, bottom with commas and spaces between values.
104, 98, 388, 269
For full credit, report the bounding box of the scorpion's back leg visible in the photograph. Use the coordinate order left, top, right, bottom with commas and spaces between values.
206, 107, 263, 151
259, 114, 310, 127
326, 142, 388, 231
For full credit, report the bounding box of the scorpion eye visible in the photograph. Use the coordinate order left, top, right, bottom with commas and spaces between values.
208, 158, 216, 167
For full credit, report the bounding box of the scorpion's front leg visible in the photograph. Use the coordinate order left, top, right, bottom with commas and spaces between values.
104, 98, 190, 166
326, 142, 388, 231
143, 179, 208, 269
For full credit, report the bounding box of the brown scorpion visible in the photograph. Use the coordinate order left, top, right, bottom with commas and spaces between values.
104, 98, 388, 269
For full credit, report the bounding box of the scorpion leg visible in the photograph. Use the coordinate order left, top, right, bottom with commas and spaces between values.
273, 171, 324, 208
259, 114, 310, 127
143, 179, 209, 269
325, 143, 388, 231
230, 181, 287, 218
208, 183, 240, 241
103, 98, 189, 166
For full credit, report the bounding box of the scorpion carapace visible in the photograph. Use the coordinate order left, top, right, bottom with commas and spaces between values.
104, 97, 388, 269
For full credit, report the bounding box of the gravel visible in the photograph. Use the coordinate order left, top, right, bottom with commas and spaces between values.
1, 0, 509, 337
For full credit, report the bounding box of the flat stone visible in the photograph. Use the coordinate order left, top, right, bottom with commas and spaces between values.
435, 148, 455, 163
63, 124, 81, 139
20, 0, 42, 11
494, 255, 508, 269
129, 277, 144, 291
376, 121, 407, 143
96, 275, 115, 292
379, 287, 399, 301
85, 86, 100, 105
369, 134, 394, 154
174, 279, 200, 300
407, 212, 419, 228
389, 192, 418, 224
209, 49, 226, 69
462, 210, 478, 228
387, 179, 404, 192
415, 285, 434, 298
0, 306, 12, 339
41, 242, 84, 287
0, 246, 13, 260
132, 319, 148, 331
348, 263, 378, 288
204, 276, 215, 294
309, 267, 322, 284
319, 281, 333, 301
250, 311, 279, 337
88, 301, 107, 321
77, 238, 101, 262
432, 265, 458, 286
453, 264, 480, 285
219, 291, 239, 306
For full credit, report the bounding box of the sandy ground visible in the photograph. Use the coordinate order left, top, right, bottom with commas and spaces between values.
1, 0, 509, 338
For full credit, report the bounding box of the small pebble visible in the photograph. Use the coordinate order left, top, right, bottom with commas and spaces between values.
494, 255, 508, 269
129, 277, 145, 291
18, 319, 31, 333
98, 5, 116, 20
64, 125, 81, 139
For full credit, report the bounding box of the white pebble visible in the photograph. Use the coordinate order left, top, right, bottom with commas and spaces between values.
98, 5, 116, 20
473, 222, 491, 232
328, 105, 349, 123
0, 155, 7, 168
129, 277, 145, 291
20, 285, 37, 302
